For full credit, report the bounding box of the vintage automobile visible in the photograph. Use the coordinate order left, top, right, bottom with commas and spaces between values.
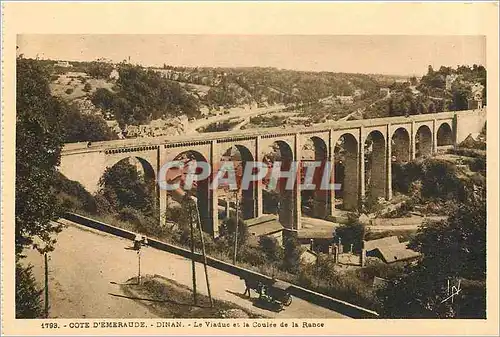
242, 277, 293, 311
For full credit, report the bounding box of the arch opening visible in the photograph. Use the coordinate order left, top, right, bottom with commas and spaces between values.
391, 128, 411, 163
334, 133, 359, 211
416, 125, 433, 158
262, 140, 296, 229
301, 136, 329, 219
364, 131, 387, 202
162, 150, 214, 234
219, 144, 256, 221
99, 156, 157, 218
437, 123, 454, 147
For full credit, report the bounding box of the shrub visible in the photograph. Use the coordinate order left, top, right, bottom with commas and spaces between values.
469, 156, 486, 174
258, 236, 284, 263
52, 172, 97, 214
333, 217, 366, 253
238, 246, 267, 266
16, 262, 43, 318
118, 207, 144, 227
219, 216, 249, 246
83, 82, 92, 92
282, 232, 302, 274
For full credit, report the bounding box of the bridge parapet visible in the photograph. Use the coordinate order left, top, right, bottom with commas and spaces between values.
61, 109, 483, 155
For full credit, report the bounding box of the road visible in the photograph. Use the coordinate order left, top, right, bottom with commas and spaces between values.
186, 104, 285, 134
24, 220, 347, 319
300, 215, 441, 234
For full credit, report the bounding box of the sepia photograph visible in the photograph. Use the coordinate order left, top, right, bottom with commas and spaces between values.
14, 32, 488, 318
1, 2, 498, 336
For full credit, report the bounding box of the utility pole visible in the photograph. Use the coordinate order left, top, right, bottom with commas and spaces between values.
44, 253, 49, 318
232, 190, 239, 265
189, 199, 197, 305
193, 199, 213, 307
137, 249, 141, 284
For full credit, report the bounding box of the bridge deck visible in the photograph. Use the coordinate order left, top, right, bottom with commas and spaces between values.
61, 109, 478, 155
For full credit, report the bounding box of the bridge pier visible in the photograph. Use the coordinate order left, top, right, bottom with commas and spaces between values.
255, 136, 264, 218
328, 130, 336, 217
410, 121, 416, 160
432, 119, 438, 155
210, 140, 220, 237
294, 134, 302, 230
386, 124, 393, 200
359, 127, 366, 206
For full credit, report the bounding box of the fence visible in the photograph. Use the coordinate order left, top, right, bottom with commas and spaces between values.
63, 212, 379, 318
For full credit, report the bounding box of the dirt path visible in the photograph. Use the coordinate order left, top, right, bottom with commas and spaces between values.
24, 221, 347, 319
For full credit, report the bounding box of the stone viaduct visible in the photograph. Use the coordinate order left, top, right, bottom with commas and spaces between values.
59, 108, 486, 237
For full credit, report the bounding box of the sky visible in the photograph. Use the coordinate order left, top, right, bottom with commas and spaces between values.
17, 35, 486, 76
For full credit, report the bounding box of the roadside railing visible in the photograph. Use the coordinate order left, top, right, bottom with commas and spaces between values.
63, 212, 380, 318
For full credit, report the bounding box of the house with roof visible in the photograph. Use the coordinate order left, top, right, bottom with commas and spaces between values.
56, 61, 72, 68
446, 74, 459, 90
468, 82, 485, 109
109, 68, 119, 80
336, 95, 354, 105
300, 248, 318, 264
380, 88, 390, 97
124, 125, 139, 138
364, 236, 421, 264
245, 215, 284, 246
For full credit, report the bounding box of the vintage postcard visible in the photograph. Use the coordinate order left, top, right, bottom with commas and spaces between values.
1, 2, 499, 336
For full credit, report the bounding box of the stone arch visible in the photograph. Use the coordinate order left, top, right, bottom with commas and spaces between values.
301, 136, 328, 218
162, 150, 214, 234
262, 140, 296, 228
100, 155, 158, 217
391, 127, 411, 163
416, 125, 433, 158
106, 155, 156, 181
334, 133, 359, 210
365, 131, 386, 200
437, 122, 453, 146
219, 144, 256, 220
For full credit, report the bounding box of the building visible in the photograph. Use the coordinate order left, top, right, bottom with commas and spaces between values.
124, 125, 139, 138
353, 89, 364, 97
409, 85, 421, 96
380, 88, 390, 97
56, 61, 72, 68
106, 120, 124, 139
336, 96, 354, 105
245, 215, 284, 246
109, 68, 119, 80
468, 83, 484, 109
300, 249, 318, 264
446, 74, 459, 90
364, 236, 421, 264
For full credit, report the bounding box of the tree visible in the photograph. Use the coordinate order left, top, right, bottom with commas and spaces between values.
63, 104, 117, 142
91, 88, 116, 112
87, 58, 113, 79
98, 160, 156, 215
259, 235, 284, 263
282, 232, 302, 274
450, 82, 470, 111
16, 58, 65, 255
378, 187, 486, 318
219, 216, 249, 246
16, 263, 43, 318
16, 57, 66, 318
83, 82, 92, 92
333, 216, 366, 253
